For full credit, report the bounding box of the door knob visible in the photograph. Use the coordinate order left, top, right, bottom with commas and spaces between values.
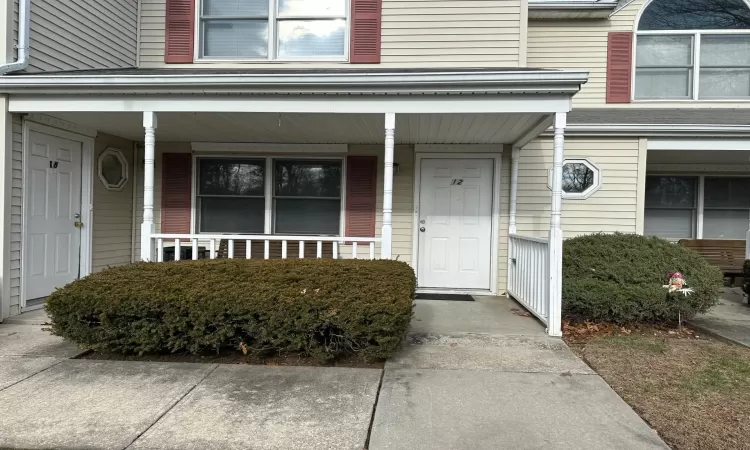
419, 227, 426, 232
74, 221, 84, 229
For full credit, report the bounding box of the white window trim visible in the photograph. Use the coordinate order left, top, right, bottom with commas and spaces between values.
193, 0, 350, 63
634, 30, 750, 101
97, 147, 129, 191
645, 174, 750, 239
190, 154, 347, 236
547, 158, 602, 199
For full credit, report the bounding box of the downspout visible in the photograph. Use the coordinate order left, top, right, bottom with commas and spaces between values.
0, 0, 30, 74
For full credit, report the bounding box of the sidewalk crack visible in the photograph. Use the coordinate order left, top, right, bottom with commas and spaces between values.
122, 363, 220, 450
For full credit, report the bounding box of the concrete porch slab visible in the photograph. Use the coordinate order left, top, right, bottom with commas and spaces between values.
0, 360, 216, 450
369, 369, 669, 450
0, 323, 84, 358
386, 334, 594, 374
411, 296, 546, 336
0, 356, 60, 390
129, 365, 381, 450
3, 308, 51, 325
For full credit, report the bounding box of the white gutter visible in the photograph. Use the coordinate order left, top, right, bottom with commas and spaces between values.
0, 70, 590, 95
0, 0, 30, 74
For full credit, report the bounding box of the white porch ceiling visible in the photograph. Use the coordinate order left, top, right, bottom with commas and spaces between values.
49, 112, 545, 145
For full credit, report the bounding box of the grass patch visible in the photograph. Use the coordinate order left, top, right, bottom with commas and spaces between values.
681, 355, 750, 395
596, 335, 668, 354
577, 332, 750, 450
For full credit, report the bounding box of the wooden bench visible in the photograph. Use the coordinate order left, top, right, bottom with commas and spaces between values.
678, 239, 745, 284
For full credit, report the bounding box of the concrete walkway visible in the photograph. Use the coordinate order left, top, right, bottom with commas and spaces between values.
369, 296, 668, 450
690, 288, 750, 347
0, 300, 668, 450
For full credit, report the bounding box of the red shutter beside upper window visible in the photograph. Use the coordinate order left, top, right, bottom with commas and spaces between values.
606, 32, 634, 104
165, 0, 195, 63
161, 153, 192, 235
345, 156, 378, 240
350, 0, 382, 63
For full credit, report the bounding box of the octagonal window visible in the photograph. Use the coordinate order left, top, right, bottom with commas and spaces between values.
98, 148, 128, 191
548, 159, 602, 199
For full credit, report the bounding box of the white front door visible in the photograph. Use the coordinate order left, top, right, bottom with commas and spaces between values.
417, 158, 494, 290
25, 131, 83, 301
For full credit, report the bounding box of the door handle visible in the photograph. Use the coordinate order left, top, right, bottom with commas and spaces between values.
74, 221, 84, 229
419, 227, 426, 232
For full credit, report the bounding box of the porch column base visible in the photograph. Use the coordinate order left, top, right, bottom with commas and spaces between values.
141, 222, 155, 262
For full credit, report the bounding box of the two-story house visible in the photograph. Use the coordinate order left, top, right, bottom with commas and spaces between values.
0, 0, 747, 337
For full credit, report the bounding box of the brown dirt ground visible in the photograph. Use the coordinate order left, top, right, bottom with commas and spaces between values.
564, 322, 750, 450
78, 349, 385, 369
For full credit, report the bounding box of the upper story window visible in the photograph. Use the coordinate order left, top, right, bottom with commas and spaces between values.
635, 0, 750, 100
200, 0, 348, 60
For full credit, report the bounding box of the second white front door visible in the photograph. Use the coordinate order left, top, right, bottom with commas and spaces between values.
25, 131, 83, 301
417, 158, 494, 290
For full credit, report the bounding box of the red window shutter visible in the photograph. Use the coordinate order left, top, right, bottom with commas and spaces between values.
350, 0, 382, 63
161, 153, 192, 234
606, 32, 633, 103
345, 156, 378, 240
164, 0, 195, 63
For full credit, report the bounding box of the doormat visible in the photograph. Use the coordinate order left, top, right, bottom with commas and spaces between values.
415, 293, 474, 302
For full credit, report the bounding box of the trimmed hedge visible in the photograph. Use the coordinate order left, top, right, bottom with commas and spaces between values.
562, 233, 722, 324
47, 259, 416, 360
744, 260, 750, 298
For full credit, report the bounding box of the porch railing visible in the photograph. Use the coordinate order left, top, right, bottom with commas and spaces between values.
507, 234, 550, 325
150, 234, 381, 261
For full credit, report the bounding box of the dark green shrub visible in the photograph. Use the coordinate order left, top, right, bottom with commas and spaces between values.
562, 233, 722, 324
47, 259, 416, 360
743, 260, 750, 298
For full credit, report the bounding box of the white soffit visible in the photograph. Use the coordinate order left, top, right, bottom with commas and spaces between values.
648, 139, 750, 151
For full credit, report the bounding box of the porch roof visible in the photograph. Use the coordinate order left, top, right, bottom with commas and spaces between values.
0, 68, 588, 96
558, 108, 750, 136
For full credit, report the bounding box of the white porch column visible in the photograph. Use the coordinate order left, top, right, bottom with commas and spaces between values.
508, 147, 520, 235
381, 112, 395, 259
0, 96, 11, 320
547, 112, 566, 337
140, 112, 157, 261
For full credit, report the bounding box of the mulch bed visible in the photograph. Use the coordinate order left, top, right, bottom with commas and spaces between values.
564, 322, 750, 450
77, 349, 385, 369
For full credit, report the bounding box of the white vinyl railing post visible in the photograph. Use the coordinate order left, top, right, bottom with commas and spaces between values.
547, 112, 566, 337
140, 112, 157, 261
381, 112, 396, 259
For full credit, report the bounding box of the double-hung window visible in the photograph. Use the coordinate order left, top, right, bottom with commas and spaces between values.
197, 157, 343, 235
635, 0, 750, 100
199, 0, 348, 60
644, 175, 750, 240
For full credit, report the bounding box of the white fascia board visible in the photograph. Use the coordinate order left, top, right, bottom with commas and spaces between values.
8, 94, 575, 115
648, 139, 750, 151
0, 70, 589, 96
541, 124, 750, 137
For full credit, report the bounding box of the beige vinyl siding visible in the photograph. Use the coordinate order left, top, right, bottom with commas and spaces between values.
14, 0, 137, 73
9, 115, 23, 316
139, 0, 521, 68
512, 137, 640, 238
134, 144, 415, 264
527, 0, 642, 108
92, 133, 135, 272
